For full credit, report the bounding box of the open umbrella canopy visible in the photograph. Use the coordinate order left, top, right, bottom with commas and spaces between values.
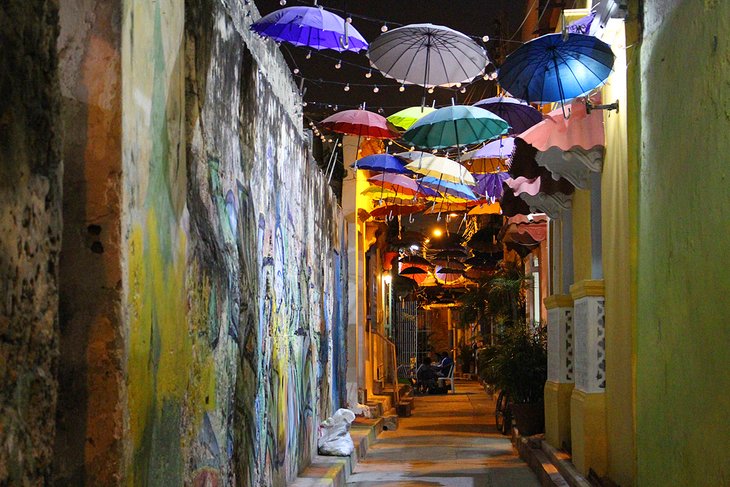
367, 24, 488, 88
369, 203, 425, 219
359, 186, 411, 201
474, 172, 510, 200
387, 106, 436, 130
321, 109, 397, 139
423, 201, 478, 214
402, 105, 509, 149
498, 33, 615, 104
473, 97, 543, 134
399, 255, 432, 266
251, 6, 368, 52
405, 155, 476, 185
419, 176, 478, 200
468, 200, 502, 216
470, 137, 516, 160
367, 173, 441, 197
352, 153, 410, 173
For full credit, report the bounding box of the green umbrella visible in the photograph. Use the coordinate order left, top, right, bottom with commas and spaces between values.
402, 105, 509, 150
387, 106, 436, 131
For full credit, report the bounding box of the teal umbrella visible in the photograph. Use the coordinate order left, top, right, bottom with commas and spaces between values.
402, 105, 509, 150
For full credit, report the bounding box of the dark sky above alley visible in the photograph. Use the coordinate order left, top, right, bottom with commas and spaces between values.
255, 0, 531, 118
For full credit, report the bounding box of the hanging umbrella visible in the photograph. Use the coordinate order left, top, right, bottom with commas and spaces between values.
423, 201, 478, 214
473, 173, 510, 200
367, 23, 488, 89
359, 186, 411, 201
352, 154, 410, 174
473, 97, 543, 135
468, 201, 502, 216
458, 156, 506, 174
387, 106, 436, 131
251, 6, 368, 52
405, 155, 476, 186
367, 173, 419, 195
399, 255, 431, 266
399, 266, 429, 285
432, 259, 466, 270
321, 109, 397, 139
468, 137, 516, 160
394, 151, 438, 163
402, 105, 509, 150
369, 203, 425, 219
498, 33, 615, 106
435, 266, 464, 283
419, 177, 478, 200
435, 249, 468, 259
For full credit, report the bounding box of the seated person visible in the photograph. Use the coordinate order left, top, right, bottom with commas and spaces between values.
415, 356, 438, 393
435, 352, 454, 378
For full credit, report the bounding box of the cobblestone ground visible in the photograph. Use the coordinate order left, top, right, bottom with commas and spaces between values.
347, 381, 541, 487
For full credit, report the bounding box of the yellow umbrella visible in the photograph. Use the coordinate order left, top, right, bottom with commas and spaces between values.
360, 186, 413, 201
387, 106, 436, 131
404, 155, 476, 186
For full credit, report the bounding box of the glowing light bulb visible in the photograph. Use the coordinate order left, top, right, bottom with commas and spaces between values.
460, 87, 466, 93
333, 105, 338, 111
373, 85, 379, 93
338, 142, 343, 147
431, 149, 438, 154
365, 70, 372, 78
293, 68, 300, 74
328, 138, 333, 143
428, 87, 434, 94
335, 60, 341, 69
455, 82, 461, 88
388, 140, 393, 145
305, 50, 312, 59
346, 17, 352, 23
381, 24, 388, 32
344, 83, 350, 91
432, 228, 443, 237
399, 85, 405, 92
482, 35, 490, 42
483, 74, 489, 80
409, 146, 414, 151
280, 0, 286, 5
302, 101, 308, 107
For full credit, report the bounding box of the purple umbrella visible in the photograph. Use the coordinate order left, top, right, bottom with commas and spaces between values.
568, 12, 596, 35
474, 173, 510, 201
367, 173, 440, 197
251, 7, 368, 52
473, 96, 543, 135
472, 137, 516, 160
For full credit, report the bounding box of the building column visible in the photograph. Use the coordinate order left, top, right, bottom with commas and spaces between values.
570, 279, 607, 476
544, 294, 575, 451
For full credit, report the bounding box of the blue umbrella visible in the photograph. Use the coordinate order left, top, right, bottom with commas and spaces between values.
251, 6, 368, 52
352, 154, 410, 174
420, 177, 478, 201
473, 97, 543, 135
497, 33, 614, 105
474, 173, 510, 200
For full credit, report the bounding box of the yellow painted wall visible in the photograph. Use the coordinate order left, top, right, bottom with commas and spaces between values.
571, 189, 592, 283
599, 19, 636, 487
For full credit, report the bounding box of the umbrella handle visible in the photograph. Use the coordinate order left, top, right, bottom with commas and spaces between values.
340, 18, 350, 49
409, 214, 415, 223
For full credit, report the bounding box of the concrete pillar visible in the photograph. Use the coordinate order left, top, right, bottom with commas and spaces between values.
570, 279, 607, 476
544, 294, 575, 451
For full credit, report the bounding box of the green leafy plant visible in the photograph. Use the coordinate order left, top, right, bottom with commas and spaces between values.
491, 324, 547, 404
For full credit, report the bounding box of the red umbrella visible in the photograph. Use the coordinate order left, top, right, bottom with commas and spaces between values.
369, 203, 425, 219
320, 109, 398, 139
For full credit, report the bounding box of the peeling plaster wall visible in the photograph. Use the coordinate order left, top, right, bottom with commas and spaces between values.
0, 1, 62, 484
637, 1, 730, 485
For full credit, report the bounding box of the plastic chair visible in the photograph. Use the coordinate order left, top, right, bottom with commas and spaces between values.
437, 364, 455, 393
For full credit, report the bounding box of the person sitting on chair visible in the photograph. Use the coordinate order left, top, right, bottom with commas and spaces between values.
415, 356, 438, 393
435, 352, 453, 378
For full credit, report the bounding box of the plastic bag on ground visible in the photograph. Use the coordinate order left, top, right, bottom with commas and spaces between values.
317, 408, 356, 456
350, 403, 372, 418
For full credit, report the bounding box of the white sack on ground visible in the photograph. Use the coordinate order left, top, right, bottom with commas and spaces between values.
317, 408, 356, 456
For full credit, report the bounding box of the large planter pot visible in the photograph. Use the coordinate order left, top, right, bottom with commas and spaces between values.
511, 402, 545, 436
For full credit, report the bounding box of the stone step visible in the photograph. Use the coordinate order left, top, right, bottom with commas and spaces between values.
517, 436, 571, 487
540, 440, 592, 487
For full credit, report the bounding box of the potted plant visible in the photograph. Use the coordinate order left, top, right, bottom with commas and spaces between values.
491, 323, 547, 436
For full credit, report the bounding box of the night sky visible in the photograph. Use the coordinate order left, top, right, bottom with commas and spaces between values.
254, 0, 530, 121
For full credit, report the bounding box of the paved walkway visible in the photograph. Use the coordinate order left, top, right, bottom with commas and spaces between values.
347, 381, 541, 487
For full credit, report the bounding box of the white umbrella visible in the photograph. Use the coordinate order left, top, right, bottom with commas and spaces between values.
367, 24, 488, 94
404, 155, 476, 186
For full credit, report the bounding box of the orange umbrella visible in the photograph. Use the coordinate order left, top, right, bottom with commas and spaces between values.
468, 201, 502, 215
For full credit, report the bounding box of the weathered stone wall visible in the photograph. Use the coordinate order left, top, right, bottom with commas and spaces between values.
0, 1, 62, 484
54, 1, 125, 484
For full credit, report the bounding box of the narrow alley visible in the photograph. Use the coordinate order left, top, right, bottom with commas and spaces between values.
2, 0, 730, 486
348, 381, 540, 487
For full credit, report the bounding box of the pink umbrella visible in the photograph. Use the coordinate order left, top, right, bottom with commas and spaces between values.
519, 98, 604, 151
367, 173, 420, 195
320, 109, 398, 139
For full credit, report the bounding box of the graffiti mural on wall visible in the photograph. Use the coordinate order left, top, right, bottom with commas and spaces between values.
121, 1, 347, 485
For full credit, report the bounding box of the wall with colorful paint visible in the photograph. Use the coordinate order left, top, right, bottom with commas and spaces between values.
636, 1, 730, 485
121, 1, 347, 485
46, 0, 347, 485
